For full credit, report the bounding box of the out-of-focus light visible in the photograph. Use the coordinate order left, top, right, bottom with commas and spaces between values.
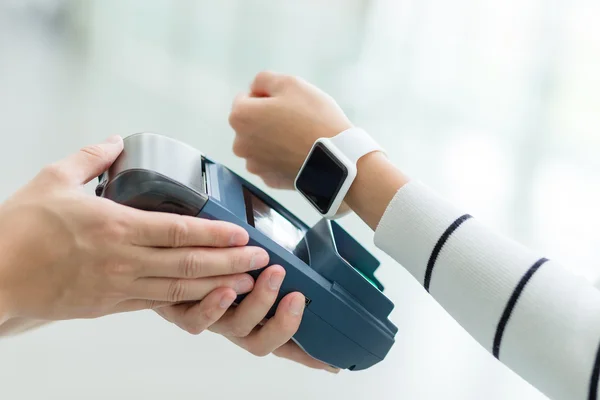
531, 162, 600, 284
439, 131, 513, 226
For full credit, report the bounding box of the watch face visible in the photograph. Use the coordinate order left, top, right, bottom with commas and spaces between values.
296, 142, 348, 214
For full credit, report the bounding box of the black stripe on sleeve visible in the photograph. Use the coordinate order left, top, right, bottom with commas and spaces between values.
424, 214, 472, 291
588, 338, 600, 400
492, 257, 549, 359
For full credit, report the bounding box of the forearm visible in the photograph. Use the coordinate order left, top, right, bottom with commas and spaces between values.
345, 156, 600, 400
228, 69, 600, 397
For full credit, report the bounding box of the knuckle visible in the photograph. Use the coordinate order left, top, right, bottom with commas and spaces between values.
80, 144, 108, 162
245, 161, 262, 175
255, 70, 274, 84
262, 174, 282, 189
228, 251, 245, 273
232, 139, 249, 158
231, 326, 253, 338
229, 104, 249, 131
277, 316, 300, 337
194, 220, 217, 247
200, 306, 215, 323
204, 222, 225, 247
39, 163, 69, 183
211, 223, 232, 246
280, 75, 298, 90
103, 216, 129, 241
146, 300, 159, 310
186, 324, 205, 335
256, 293, 277, 310
168, 218, 189, 247
179, 252, 204, 278
191, 307, 217, 333
156, 307, 174, 323
264, 180, 279, 189
247, 344, 270, 358
167, 280, 187, 302
106, 261, 131, 277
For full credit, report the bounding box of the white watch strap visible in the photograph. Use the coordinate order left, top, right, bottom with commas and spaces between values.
327, 127, 384, 219
328, 127, 385, 164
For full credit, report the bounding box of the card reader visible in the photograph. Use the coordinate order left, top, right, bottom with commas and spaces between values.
96, 132, 398, 370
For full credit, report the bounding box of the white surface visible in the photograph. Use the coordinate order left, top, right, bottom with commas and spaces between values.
1, 1, 599, 399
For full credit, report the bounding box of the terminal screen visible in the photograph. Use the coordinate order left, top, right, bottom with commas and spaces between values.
243, 188, 306, 254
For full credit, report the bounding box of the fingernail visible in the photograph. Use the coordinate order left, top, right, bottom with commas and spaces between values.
235, 277, 254, 294
249, 250, 269, 270
288, 295, 305, 316
325, 366, 341, 374
268, 272, 284, 291
105, 135, 122, 144
220, 293, 236, 309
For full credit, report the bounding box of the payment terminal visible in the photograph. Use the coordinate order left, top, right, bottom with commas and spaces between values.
96, 132, 398, 370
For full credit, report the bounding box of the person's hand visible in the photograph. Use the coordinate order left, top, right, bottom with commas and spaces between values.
226, 72, 349, 371
0, 135, 269, 322
229, 71, 353, 190
154, 265, 340, 374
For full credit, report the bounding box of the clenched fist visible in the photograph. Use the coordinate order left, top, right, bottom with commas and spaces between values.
230, 71, 352, 189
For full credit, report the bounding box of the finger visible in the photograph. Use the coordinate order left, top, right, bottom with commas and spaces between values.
229, 93, 271, 134
155, 288, 237, 335
110, 299, 172, 314
126, 212, 249, 248
50, 135, 124, 185
232, 136, 251, 158
223, 292, 305, 357
245, 160, 266, 175
130, 273, 254, 303
273, 341, 340, 373
129, 246, 269, 279
209, 265, 285, 337
250, 70, 288, 97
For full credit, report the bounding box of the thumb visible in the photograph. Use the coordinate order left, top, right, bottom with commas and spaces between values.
54, 135, 124, 185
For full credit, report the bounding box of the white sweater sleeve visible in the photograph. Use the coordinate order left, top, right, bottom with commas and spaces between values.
374, 180, 600, 400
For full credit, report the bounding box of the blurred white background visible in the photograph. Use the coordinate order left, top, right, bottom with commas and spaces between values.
1, 0, 600, 399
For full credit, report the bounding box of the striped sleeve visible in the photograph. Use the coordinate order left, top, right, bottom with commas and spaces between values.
374, 180, 600, 400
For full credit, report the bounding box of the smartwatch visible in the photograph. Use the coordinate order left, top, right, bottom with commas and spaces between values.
294, 127, 384, 219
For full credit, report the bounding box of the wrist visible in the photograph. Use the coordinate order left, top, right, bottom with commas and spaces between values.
295, 122, 353, 174
295, 127, 404, 223
345, 151, 409, 230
